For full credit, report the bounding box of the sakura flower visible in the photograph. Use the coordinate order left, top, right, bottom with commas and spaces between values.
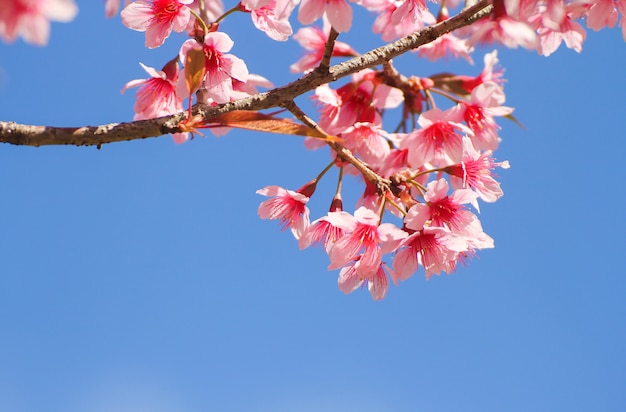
466, 0, 536, 50
243, 0, 299, 41
460, 81, 514, 151
178, 32, 249, 104
257, 183, 316, 239
399, 106, 473, 169
392, 227, 468, 282
503, 0, 540, 19
298, 0, 354, 32
405, 179, 480, 234
391, 0, 427, 24
531, 6, 586, 56
299, 196, 345, 252
299, 215, 346, 252
368, 264, 392, 300
404, 179, 494, 253
314, 70, 403, 134
338, 259, 391, 300
445, 136, 510, 203
453, 50, 505, 95
337, 259, 365, 294
121, 59, 188, 143
337, 260, 389, 300
361, 0, 434, 41
290, 23, 357, 73
327, 207, 407, 277
121, 0, 193, 48
230, 73, 274, 100
417, 33, 474, 64
340, 122, 391, 166
0, 0, 78, 46
186, 0, 223, 25
582, 0, 619, 31
373, 147, 410, 179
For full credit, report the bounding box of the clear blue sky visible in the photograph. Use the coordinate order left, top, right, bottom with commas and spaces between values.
1, 3, 625, 412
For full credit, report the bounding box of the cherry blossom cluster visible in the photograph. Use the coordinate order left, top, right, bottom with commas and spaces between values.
258, 49, 511, 300
3, 0, 625, 299
111, 0, 623, 299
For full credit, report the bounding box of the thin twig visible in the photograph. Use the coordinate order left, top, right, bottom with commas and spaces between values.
317, 28, 339, 73
282, 100, 392, 195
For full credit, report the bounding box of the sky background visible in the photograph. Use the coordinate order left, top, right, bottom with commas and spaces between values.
1, 3, 625, 412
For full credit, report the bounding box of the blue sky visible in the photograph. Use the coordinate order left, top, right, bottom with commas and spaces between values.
1, 3, 625, 412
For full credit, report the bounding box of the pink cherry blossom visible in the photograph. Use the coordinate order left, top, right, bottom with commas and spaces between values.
455, 50, 505, 94
327, 207, 407, 277
366, 262, 391, 300
582, 0, 619, 31
466, 0, 537, 50
337, 259, 391, 300
314, 70, 403, 134
373, 147, 410, 179
445, 136, 510, 203
531, 6, 587, 56
243, 0, 298, 41
340, 122, 391, 166
417, 33, 474, 64
460, 81, 514, 151
405, 179, 480, 233
399, 106, 473, 169
300, 202, 350, 252
121, 0, 193, 48
257, 184, 314, 239
299, 195, 345, 252
290, 23, 358, 73
230, 73, 274, 100
121, 59, 188, 143
337, 259, 365, 295
468, 16, 537, 49
404, 179, 494, 254
179, 32, 249, 104
393, 227, 468, 282
298, 0, 354, 32
361, 0, 434, 41
392, 0, 426, 24
0, 0, 77, 46
186, 0, 223, 25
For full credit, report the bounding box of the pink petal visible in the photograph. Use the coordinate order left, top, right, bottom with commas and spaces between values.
121, 1, 152, 31
298, 0, 326, 25
326, 0, 352, 32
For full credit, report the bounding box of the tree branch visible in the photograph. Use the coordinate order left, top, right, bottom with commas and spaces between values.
0, 0, 492, 147
317, 28, 339, 73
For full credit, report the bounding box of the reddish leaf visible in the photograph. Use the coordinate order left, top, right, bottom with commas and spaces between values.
184, 47, 206, 96
211, 111, 341, 141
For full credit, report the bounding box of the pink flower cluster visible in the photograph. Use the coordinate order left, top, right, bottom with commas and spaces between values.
257, 50, 512, 300
104, 0, 625, 298
1, 0, 624, 299
464, 0, 626, 56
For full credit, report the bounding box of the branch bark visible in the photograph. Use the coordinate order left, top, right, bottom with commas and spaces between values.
0, 0, 492, 147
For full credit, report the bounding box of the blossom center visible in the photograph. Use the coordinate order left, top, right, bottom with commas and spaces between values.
151, 0, 184, 24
